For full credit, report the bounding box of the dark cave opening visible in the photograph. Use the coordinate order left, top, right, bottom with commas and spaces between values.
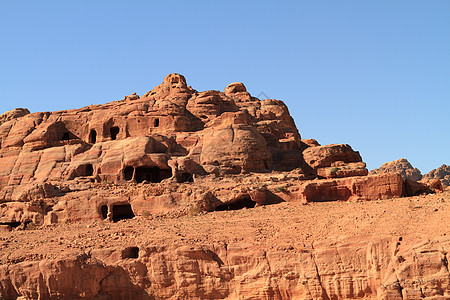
1, 222, 21, 228
154, 118, 160, 127
0, 221, 32, 229
124, 166, 134, 181
214, 196, 256, 211
135, 167, 172, 183
112, 204, 135, 222
110, 126, 120, 140
61, 132, 71, 141
85, 164, 94, 176
122, 246, 139, 259
176, 172, 194, 183
100, 205, 108, 220
89, 129, 97, 143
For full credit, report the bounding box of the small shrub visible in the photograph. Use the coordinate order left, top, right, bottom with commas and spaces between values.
188, 206, 202, 217
276, 186, 286, 192
330, 167, 340, 173
24, 222, 37, 230
142, 210, 151, 218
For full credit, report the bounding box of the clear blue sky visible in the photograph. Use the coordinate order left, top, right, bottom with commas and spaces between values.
1, 1, 449, 173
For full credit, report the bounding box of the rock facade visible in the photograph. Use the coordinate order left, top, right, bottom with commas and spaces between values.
0, 236, 448, 299
0, 74, 407, 227
370, 158, 422, 182
0, 74, 447, 299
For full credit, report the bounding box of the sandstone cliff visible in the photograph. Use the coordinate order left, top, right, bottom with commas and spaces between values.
0, 74, 447, 299
0, 190, 449, 299
0, 74, 408, 228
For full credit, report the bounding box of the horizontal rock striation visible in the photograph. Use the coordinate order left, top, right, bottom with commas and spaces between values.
0, 236, 448, 299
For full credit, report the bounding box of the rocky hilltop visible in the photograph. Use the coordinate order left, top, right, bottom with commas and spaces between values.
424, 164, 450, 187
0, 74, 448, 299
370, 158, 422, 182
0, 73, 407, 227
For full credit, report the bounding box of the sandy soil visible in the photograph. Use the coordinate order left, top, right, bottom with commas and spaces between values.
1, 191, 449, 265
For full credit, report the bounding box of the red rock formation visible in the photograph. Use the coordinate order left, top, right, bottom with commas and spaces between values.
423, 164, 450, 187
403, 179, 433, 196
0, 236, 448, 299
303, 144, 368, 179
285, 173, 403, 203
0, 74, 448, 299
0, 108, 30, 126
370, 158, 422, 182
0, 73, 404, 226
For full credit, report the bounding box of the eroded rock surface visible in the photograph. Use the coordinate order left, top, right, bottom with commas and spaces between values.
0, 233, 449, 299
303, 144, 368, 179
0, 108, 30, 126
0, 74, 447, 299
0, 73, 410, 228
370, 158, 422, 182
423, 164, 450, 187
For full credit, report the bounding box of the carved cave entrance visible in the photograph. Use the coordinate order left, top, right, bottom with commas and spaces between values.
154, 118, 160, 127
124, 166, 134, 181
89, 129, 97, 143
0, 221, 32, 229
100, 205, 108, 220
85, 164, 94, 176
112, 204, 135, 222
110, 126, 119, 140
134, 167, 172, 183
214, 196, 256, 211
122, 246, 139, 259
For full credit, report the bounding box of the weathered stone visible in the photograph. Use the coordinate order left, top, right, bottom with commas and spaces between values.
0, 236, 448, 299
302, 144, 368, 178
0, 108, 30, 126
303, 144, 363, 169
0, 74, 407, 224
370, 158, 422, 181
403, 179, 431, 196
423, 164, 450, 187
285, 173, 403, 203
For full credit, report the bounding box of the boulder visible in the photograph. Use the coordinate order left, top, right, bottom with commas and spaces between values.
303, 144, 363, 169
302, 144, 367, 178
403, 179, 431, 196
200, 124, 271, 174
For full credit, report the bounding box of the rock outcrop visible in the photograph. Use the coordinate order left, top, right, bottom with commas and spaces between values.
370, 158, 422, 182
423, 164, 450, 187
0, 108, 30, 126
0, 236, 448, 299
0, 73, 410, 228
303, 144, 368, 179
0, 74, 448, 299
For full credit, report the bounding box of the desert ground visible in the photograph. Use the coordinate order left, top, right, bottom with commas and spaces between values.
2, 190, 448, 265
